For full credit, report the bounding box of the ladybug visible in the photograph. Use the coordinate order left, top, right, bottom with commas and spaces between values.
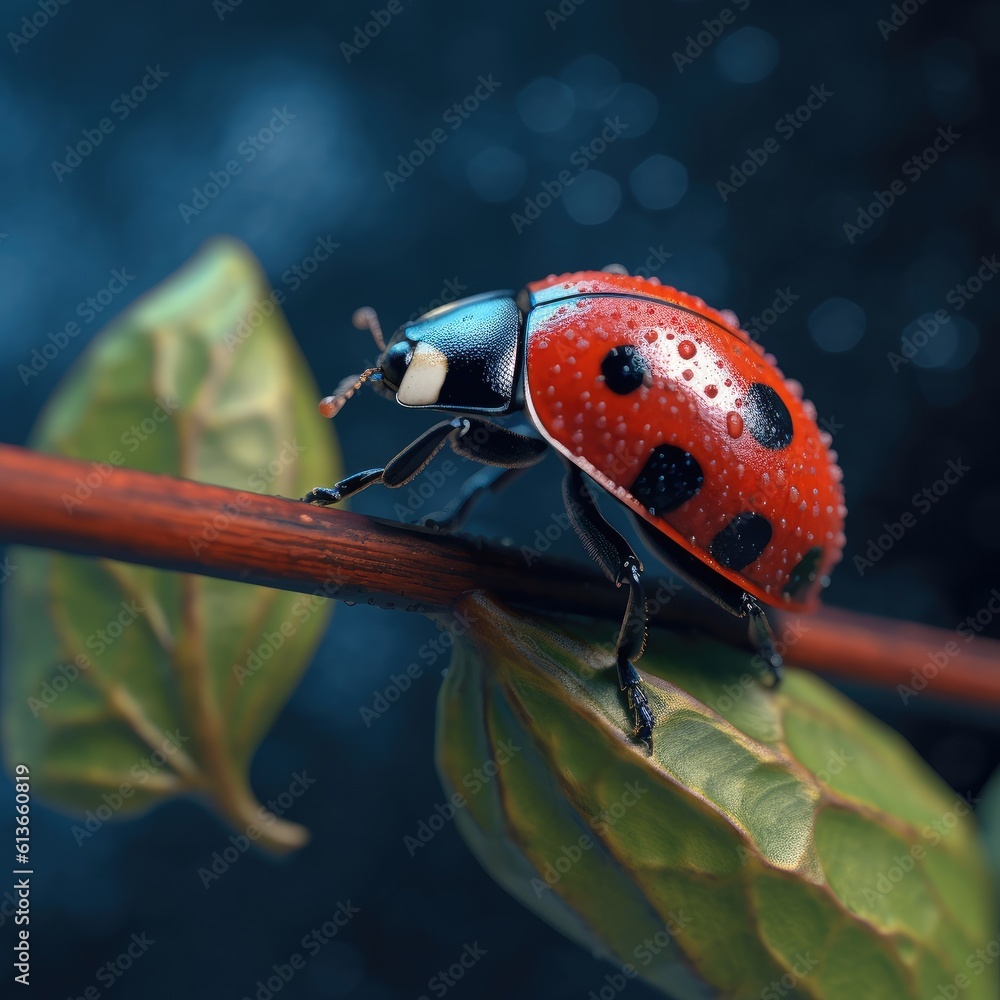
305, 269, 846, 749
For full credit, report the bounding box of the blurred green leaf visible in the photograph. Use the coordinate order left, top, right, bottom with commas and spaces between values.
2, 238, 340, 851
979, 765, 1000, 892
437, 594, 997, 999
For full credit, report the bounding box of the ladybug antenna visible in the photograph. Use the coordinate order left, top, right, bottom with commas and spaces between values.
352, 306, 386, 353
318, 368, 383, 419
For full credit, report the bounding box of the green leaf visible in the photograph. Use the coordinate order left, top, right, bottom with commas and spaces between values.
2, 238, 341, 851
436, 594, 997, 999
978, 765, 1000, 893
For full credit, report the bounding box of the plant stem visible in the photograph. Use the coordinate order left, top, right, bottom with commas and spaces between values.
1, 443, 998, 710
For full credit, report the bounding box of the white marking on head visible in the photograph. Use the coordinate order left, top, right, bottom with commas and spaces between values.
397, 341, 449, 406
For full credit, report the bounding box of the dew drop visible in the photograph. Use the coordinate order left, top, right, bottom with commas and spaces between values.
678, 340, 697, 360
704, 384, 719, 398
682, 369, 694, 380
726, 411, 744, 437
789, 485, 800, 504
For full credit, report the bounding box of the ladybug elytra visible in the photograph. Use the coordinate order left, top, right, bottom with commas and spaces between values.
305, 269, 846, 750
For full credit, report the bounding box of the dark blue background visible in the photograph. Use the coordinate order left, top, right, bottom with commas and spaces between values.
2, 0, 998, 997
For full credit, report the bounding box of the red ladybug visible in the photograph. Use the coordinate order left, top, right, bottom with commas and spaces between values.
305, 269, 846, 749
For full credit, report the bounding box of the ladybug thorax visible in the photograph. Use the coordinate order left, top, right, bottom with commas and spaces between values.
379, 291, 522, 414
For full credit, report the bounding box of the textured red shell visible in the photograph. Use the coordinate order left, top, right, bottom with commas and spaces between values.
522, 271, 846, 611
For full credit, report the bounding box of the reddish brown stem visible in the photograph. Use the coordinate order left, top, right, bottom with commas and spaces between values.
1, 443, 998, 709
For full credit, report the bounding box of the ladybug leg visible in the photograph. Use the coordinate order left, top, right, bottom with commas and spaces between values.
303, 418, 468, 505
303, 469, 384, 506
419, 419, 548, 529
420, 466, 527, 531
447, 418, 549, 468
561, 464, 656, 751
742, 594, 783, 687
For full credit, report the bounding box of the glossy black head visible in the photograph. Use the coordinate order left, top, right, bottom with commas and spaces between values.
375, 291, 522, 413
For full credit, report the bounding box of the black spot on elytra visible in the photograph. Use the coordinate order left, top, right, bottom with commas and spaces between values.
710, 512, 773, 570
630, 445, 703, 515
744, 383, 793, 450
601, 345, 648, 395
784, 546, 823, 600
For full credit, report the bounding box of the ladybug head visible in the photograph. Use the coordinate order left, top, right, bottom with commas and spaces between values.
319, 292, 523, 418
